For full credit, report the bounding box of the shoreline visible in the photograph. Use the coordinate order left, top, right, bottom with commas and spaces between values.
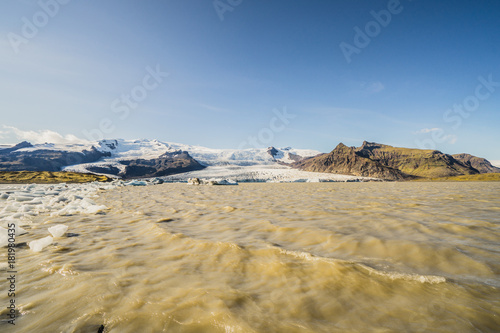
1, 170, 499, 185
0, 171, 112, 184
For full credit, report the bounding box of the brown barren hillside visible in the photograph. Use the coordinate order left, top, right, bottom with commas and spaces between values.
354, 141, 478, 178
292, 143, 410, 181
293, 141, 495, 181
451, 153, 500, 174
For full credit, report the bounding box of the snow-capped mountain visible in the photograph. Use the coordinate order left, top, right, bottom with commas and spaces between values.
58, 139, 321, 172
0, 138, 323, 180
92, 139, 321, 166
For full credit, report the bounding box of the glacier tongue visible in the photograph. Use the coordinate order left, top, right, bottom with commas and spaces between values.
163, 165, 374, 183
62, 139, 323, 176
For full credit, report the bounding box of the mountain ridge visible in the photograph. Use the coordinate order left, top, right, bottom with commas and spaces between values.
292, 143, 411, 181
0, 139, 320, 179
1, 139, 498, 181
293, 141, 499, 180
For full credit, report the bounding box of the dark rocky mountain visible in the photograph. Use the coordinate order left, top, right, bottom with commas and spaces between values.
0, 141, 33, 154
452, 153, 500, 174
267, 147, 280, 158
354, 141, 477, 178
293, 141, 495, 180
117, 150, 205, 179
0, 141, 205, 179
0, 144, 110, 172
292, 143, 410, 180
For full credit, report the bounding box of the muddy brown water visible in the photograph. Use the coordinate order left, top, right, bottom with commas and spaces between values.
1, 182, 499, 332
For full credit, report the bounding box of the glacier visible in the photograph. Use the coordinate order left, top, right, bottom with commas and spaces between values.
7, 138, 377, 182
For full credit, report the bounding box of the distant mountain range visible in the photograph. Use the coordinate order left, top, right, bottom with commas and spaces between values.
0, 139, 320, 179
0, 141, 110, 172
293, 141, 500, 180
0, 139, 498, 181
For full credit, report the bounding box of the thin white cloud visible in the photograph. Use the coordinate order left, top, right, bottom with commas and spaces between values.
197, 103, 233, 113
2, 126, 89, 144
416, 128, 441, 134
415, 128, 457, 144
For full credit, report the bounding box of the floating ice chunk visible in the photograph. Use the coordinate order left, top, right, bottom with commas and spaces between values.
2, 204, 21, 213
0, 227, 8, 247
50, 201, 108, 216
14, 196, 35, 202
32, 190, 46, 195
1, 223, 28, 237
45, 191, 61, 196
16, 226, 28, 236
187, 177, 201, 185
125, 180, 148, 186
187, 177, 238, 185
48, 225, 68, 238
51, 196, 68, 204
50, 207, 73, 217
18, 205, 32, 213
26, 198, 43, 205
65, 194, 83, 201
29, 236, 53, 252
80, 197, 97, 207
214, 179, 238, 185
0, 193, 8, 200
150, 177, 164, 185
84, 204, 108, 214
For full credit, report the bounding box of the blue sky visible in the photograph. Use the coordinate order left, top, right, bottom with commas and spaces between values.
0, 0, 499, 162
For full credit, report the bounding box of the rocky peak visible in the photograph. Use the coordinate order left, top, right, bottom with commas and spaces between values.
0, 141, 33, 153
452, 153, 500, 174
293, 142, 409, 180
0, 141, 33, 154
99, 139, 118, 150
329, 143, 357, 158
267, 146, 279, 158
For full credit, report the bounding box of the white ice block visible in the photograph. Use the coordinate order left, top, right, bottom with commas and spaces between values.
48, 225, 68, 238
29, 236, 53, 252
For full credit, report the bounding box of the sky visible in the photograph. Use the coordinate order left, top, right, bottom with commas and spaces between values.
0, 0, 499, 163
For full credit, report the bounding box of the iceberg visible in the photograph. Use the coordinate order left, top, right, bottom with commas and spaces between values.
0, 227, 9, 247
48, 225, 69, 238
124, 180, 148, 186
187, 177, 238, 185
29, 236, 53, 252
